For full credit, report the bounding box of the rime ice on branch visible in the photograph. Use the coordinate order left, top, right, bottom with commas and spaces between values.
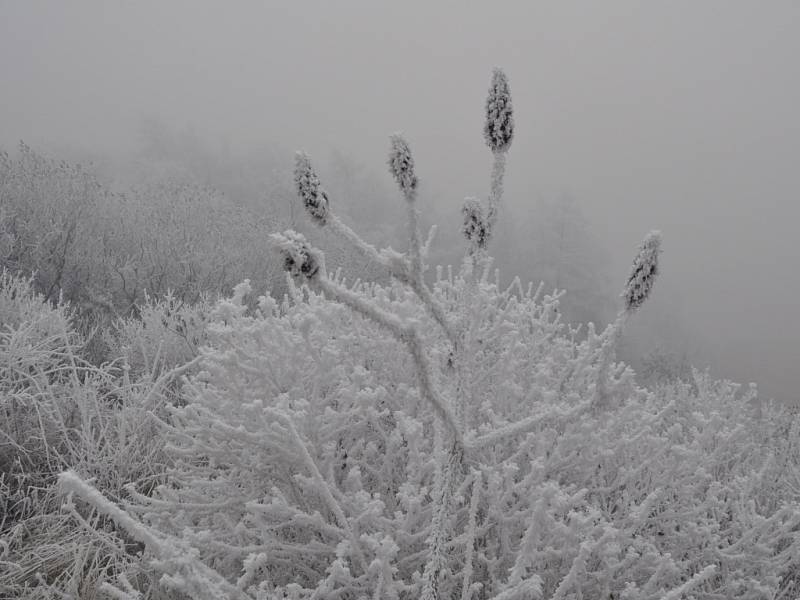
290, 143, 457, 346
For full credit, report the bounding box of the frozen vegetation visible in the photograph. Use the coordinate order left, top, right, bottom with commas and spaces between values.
1, 70, 799, 599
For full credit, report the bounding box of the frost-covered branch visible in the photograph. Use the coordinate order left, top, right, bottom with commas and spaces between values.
421, 440, 465, 600
294, 149, 457, 346
314, 275, 462, 446
267, 409, 369, 574
59, 471, 250, 600
466, 393, 594, 451
459, 470, 482, 600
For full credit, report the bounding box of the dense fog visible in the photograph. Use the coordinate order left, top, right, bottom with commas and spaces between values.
2, 1, 798, 402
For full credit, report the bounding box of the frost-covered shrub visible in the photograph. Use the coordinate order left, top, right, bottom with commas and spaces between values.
82, 276, 795, 599
0, 146, 283, 348
62, 69, 800, 599
0, 144, 107, 307
0, 272, 190, 599
639, 347, 695, 389
98, 180, 283, 311
103, 291, 211, 381
0, 271, 81, 487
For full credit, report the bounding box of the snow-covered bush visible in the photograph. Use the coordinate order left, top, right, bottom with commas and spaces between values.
103, 291, 211, 381
639, 347, 695, 389
0, 146, 283, 344
0, 271, 83, 487
0, 272, 192, 599
97, 180, 283, 312
62, 70, 800, 599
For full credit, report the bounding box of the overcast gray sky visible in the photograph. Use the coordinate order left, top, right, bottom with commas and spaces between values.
2, 1, 799, 402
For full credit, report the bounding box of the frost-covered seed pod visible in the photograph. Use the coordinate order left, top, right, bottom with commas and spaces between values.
270, 230, 322, 280
623, 230, 661, 311
462, 197, 487, 251
294, 152, 329, 225
484, 68, 514, 154
387, 133, 418, 196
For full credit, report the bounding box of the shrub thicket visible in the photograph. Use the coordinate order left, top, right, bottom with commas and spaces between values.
0, 272, 193, 599
0, 146, 283, 358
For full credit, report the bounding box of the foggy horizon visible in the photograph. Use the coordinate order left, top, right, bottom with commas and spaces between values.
2, 1, 798, 403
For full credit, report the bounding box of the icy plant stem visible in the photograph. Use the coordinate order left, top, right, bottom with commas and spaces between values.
272, 410, 369, 574
485, 152, 506, 240
414, 278, 458, 347
460, 470, 482, 600
593, 311, 628, 409
401, 187, 458, 347
59, 471, 162, 549
328, 213, 388, 268
327, 207, 457, 347
315, 276, 462, 445
404, 187, 424, 282
421, 439, 464, 600
316, 272, 467, 600
661, 565, 717, 600
58, 471, 250, 600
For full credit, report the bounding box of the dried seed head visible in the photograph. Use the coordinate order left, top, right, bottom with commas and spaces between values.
484, 68, 514, 154
294, 152, 329, 225
387, 133, 418, 197
462, 197, 488, 252
270, 230, 323, 280
623, 230, 661, 312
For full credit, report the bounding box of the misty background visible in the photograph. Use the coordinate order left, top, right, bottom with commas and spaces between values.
1, 1, 798, 403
